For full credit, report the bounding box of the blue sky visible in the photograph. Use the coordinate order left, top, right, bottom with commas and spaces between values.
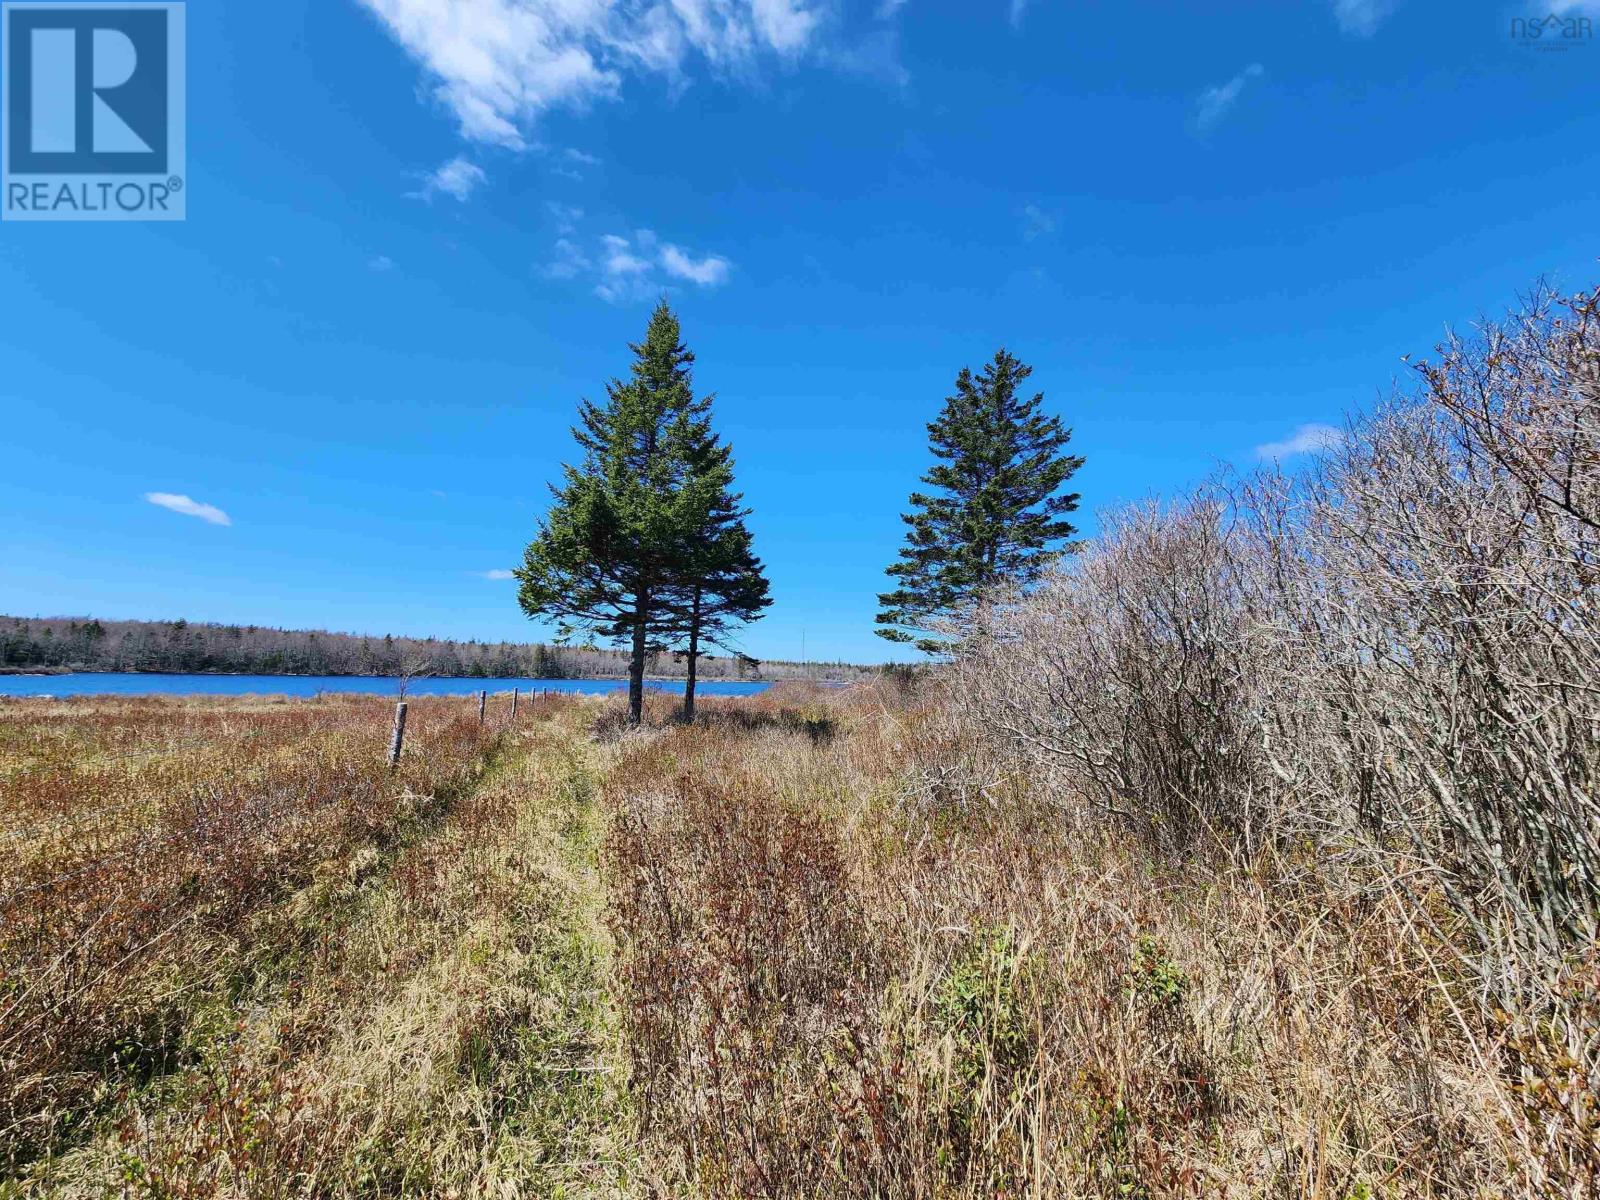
2, 0, 1597, 664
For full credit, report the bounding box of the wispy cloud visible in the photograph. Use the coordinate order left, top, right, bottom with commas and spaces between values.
1332, 0, 1397, 36
144, 492, 232, 526
601, 232, 654, 277
875, 0, 910, 16
563, 147, 601, 165
660, 242, 732, 286
546, 230, 732, 301
477, 569, 516, 580
542, 237, 591, 280
1008, 0, 1032, 28
547, 201, 584, 234
591, 233, 656, 302
369, 254, 396, 272
1541, 0, 1600, 12
416, 156, 486, 202
1195, 62, 1264, 132
1256, 423, 1342, 461
355, 0, 825, 150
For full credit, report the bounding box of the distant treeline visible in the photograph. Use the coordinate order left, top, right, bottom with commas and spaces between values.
0, 616, 875, 682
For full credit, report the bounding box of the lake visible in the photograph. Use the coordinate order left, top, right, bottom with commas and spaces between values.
0, 673, 771, 699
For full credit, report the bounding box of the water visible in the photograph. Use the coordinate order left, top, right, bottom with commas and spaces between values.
0, 673, 771, 699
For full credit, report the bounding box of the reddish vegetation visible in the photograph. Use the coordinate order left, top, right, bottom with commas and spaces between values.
1, 694, 501, 1168
606, 682, 1597, 1197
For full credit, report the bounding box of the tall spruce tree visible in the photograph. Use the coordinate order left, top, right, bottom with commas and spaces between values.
660, 467, 770, 720
650, 338, 770, 720
876, 349, 1083, 653
517, 302, 700, 724
516, 301, 768, 724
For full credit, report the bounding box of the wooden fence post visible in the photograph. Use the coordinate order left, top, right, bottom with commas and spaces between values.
511, 687, 519, 721
388, 701, 408, 768
478, 690, 487, 726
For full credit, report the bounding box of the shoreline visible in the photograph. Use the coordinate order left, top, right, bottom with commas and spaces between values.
0, 668, 787, 683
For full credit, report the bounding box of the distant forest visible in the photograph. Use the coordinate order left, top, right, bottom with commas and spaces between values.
0, 616, 873, 682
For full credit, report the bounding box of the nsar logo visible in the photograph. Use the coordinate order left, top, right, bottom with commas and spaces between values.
2, 2, 185, 221
1510, 11, 1593, 51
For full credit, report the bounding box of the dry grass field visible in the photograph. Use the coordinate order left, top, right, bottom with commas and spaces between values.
1, 691, 571, 1193
3, 676, 1594, 1198
604, 685, 1595, 1199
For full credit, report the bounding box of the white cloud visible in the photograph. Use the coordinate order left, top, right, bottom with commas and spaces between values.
1195, 62, 1264, 132
144, 492, 231, 526
1332, 0, 1397, 36
542, 229, 733, 300
875, 0, 910, 16
660, 242, 732, 285
1009, 0, 1031, 28
563, 147, 601, 165
542, 236, 591, 280
417, 155, 487, 201
369, 254, 396, 271
752, 0, 821, 51
547, 201, 584, 232
356, 0, 826, 150
477, 569, 516, 580
571, 230, 733, 301
1256, 423, 1342, 460
594, 232, 658, 302
601, 232, 653, 276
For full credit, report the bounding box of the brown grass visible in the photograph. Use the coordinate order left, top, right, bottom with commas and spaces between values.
3, 675, 1593, 1196
0, 692, 512, 1180
604, 682, 1597, 1198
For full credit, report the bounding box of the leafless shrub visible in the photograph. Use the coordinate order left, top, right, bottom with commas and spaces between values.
947, 282, 1600, 1191
1292, 285, 1600, 987
950, 494, 1281, 860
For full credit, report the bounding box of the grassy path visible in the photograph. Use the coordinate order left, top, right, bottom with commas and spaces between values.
13, 701, 639, 1199
470, 704, 637, 1197
355, 699, 636, 1196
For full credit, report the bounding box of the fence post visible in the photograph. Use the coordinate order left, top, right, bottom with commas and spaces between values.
388, 701, 407, 768
478, 689, 487, 726
511, 687, 519, 721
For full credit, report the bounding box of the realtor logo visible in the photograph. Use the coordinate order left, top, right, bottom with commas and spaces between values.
2, 2, 185, 220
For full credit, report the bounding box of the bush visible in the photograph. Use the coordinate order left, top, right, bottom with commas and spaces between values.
947, 282, 1600, 1192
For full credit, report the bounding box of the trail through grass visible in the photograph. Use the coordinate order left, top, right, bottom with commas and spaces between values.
14, 682, 1553, 1197
7, 698, 637, 1199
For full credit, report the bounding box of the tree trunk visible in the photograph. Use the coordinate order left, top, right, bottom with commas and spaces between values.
628, 591, 649, 725
683, 586, 701, 723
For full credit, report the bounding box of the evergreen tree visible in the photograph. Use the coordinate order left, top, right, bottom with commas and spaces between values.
652, 375, 770, 719
876, 349, 1084, 653
516, 301, 740, 724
